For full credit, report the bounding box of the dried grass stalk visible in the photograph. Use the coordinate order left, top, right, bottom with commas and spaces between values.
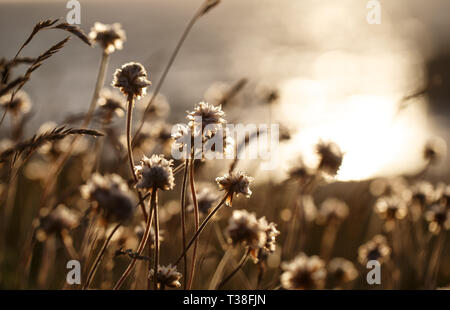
0, 126, 103, 163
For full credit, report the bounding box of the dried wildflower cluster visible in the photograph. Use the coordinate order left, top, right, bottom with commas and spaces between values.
2, 10, 450, 292
372, 179, 450, 234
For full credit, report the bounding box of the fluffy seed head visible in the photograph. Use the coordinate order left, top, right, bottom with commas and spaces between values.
226, 210, 267, 250
112, 62, 151, 99
81, 173, 135, 223
150, 264, 182, 288
280, 253, 327, 290
216, 170, 253, 206
187, 101, 226, 138
89, 22, 126, 54
135, 154, 175, 191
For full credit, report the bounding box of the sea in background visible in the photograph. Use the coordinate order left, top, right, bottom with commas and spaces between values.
1, 0, 449, 181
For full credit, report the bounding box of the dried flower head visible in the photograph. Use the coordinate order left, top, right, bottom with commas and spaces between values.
36, 204, 79, 241
216, 171, 254, 206
134, 154, 175, 191
0, 90, 31, 116
316, 141, 343, 176
425, 204, 450, 234
89, 22, 126, 54
187, 101, 226, 138
97, 88, 125, 121
316, 198, 349, 225
280, 253, 327, 290
112, 62, 151, 99
81, 173, 135, 223
226, 210, 267, 250
150, 264, 182, 289
358, 235, 391, 265
374, 196, 407, 230
328, 258, 358, 286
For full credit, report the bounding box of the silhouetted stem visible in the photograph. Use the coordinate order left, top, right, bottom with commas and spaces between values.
125, 95, 148, 221
187, 157, 199, 289
217, 248, 250, 289
175, 193, 229, 265
179, 159, 189, 289
83, 222, 121, 289
113, 188, 156, 290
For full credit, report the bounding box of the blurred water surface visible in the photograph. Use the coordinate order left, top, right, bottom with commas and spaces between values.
1, 0, 450, 180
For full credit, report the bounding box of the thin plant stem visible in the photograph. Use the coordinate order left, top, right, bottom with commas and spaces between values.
179, 159, 189, 289
208, 247, 233, 289
40, 51, 109, 206
83, 222, 121, 290
20, 51, 111, 277
125, 95, 148, 221
217, 248, 250, 289
113, 188, 156, 290
153, 188, 159, 290
187, 157, 199, 290
131, 3, 207, 147
175, 193, 229, 265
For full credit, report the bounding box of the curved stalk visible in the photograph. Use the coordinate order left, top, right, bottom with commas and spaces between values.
131, 2, 209, 147
175, 193, 229, 265
153, 188, 160, 290
125, 95, 148, 221
83, 222, 121, 289
113, 188, 156, 290
187, 157, 199, 289
217, 248, 250, 289
179, 159, 189, 288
